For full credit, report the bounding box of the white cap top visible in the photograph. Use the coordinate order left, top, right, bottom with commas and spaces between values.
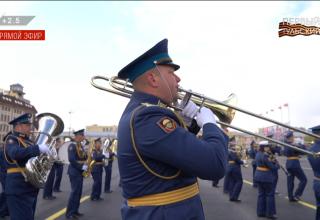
259, 140, 269, 146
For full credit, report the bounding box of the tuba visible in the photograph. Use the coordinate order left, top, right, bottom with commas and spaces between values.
25, 113, 64, 188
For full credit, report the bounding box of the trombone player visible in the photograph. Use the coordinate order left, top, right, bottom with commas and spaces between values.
116, 38, 228, 220
283, 131, 307, 202
307, 125, 320, 220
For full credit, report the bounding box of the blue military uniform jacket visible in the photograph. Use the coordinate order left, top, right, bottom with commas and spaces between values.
308, 140, 320, 178
4, 132, 40, 195
271, 145, 282, 156
283, 142, 305, 169
107, 151, 115, 164
249, 147, 257, 166
118, 91, 229, 199
228, 151, 243, 170
67, 142, 87, 176
92, 150, 105, 173
254, 152, 279, 183
0, 146, 6, 186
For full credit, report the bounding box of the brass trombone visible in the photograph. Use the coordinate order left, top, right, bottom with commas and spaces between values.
91, 75, 320, 157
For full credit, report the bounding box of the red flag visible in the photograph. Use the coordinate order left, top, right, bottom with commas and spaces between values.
284, 103, 288, 107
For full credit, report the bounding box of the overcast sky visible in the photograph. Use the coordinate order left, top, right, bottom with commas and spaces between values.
0, 1, 319, 133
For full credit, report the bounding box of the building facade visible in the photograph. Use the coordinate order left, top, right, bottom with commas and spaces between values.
0, 84, 37, 144
60, 124, 117, 140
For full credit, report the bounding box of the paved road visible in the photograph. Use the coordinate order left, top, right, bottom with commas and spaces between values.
27, 156, 317, 220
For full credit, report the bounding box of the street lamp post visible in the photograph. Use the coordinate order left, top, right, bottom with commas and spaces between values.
68, 111, 73, 136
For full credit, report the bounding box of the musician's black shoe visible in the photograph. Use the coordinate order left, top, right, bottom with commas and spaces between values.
229, 199, 241, 202
289, 197, 299, 202
74, 212, 84, 217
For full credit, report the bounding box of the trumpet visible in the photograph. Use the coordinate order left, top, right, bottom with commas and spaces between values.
91, 75, 320, 157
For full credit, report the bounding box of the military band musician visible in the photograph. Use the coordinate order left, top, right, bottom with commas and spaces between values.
104, 139, 116, 194
65, 129, 87, 219
91, 138, 105, 201
117, 39, 228, 220
307, 125, 320, 220
283, 130, 307, 202
254, 141, 279, 219
3, 113, 51, 220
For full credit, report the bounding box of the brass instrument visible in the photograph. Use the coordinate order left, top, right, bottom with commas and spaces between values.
102, 138, 111, 166
57, 140, 71, 164
110, 139, 118, 156
235, 145, 249, 168
102, 138, 118, 166
82, 140, 95, 178
91, 75, 320, 157
25, 113, 64, 188
229, 145, 249, 168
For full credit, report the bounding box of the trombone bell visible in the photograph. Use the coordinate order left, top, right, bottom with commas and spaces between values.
183, 91, 237, 124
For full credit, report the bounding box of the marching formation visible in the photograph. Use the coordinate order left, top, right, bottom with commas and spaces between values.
0, 38, 319, 220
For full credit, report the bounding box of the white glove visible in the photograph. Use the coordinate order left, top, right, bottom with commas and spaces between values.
195, 107, 216, 128
103, 152, 110, 158
82, 164, 88, 171
39, 144, 51, 155
181, 101, 198, 119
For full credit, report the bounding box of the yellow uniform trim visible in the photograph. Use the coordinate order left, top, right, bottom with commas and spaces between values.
287, 156, 299, 160
7, 167, 26, 174
228, 161, 235, 164
257, 166, 270, 171
76, 143, 86, 159
127, 182, 199, 207
130, 104, 183, 180
4, 136, 30, 181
